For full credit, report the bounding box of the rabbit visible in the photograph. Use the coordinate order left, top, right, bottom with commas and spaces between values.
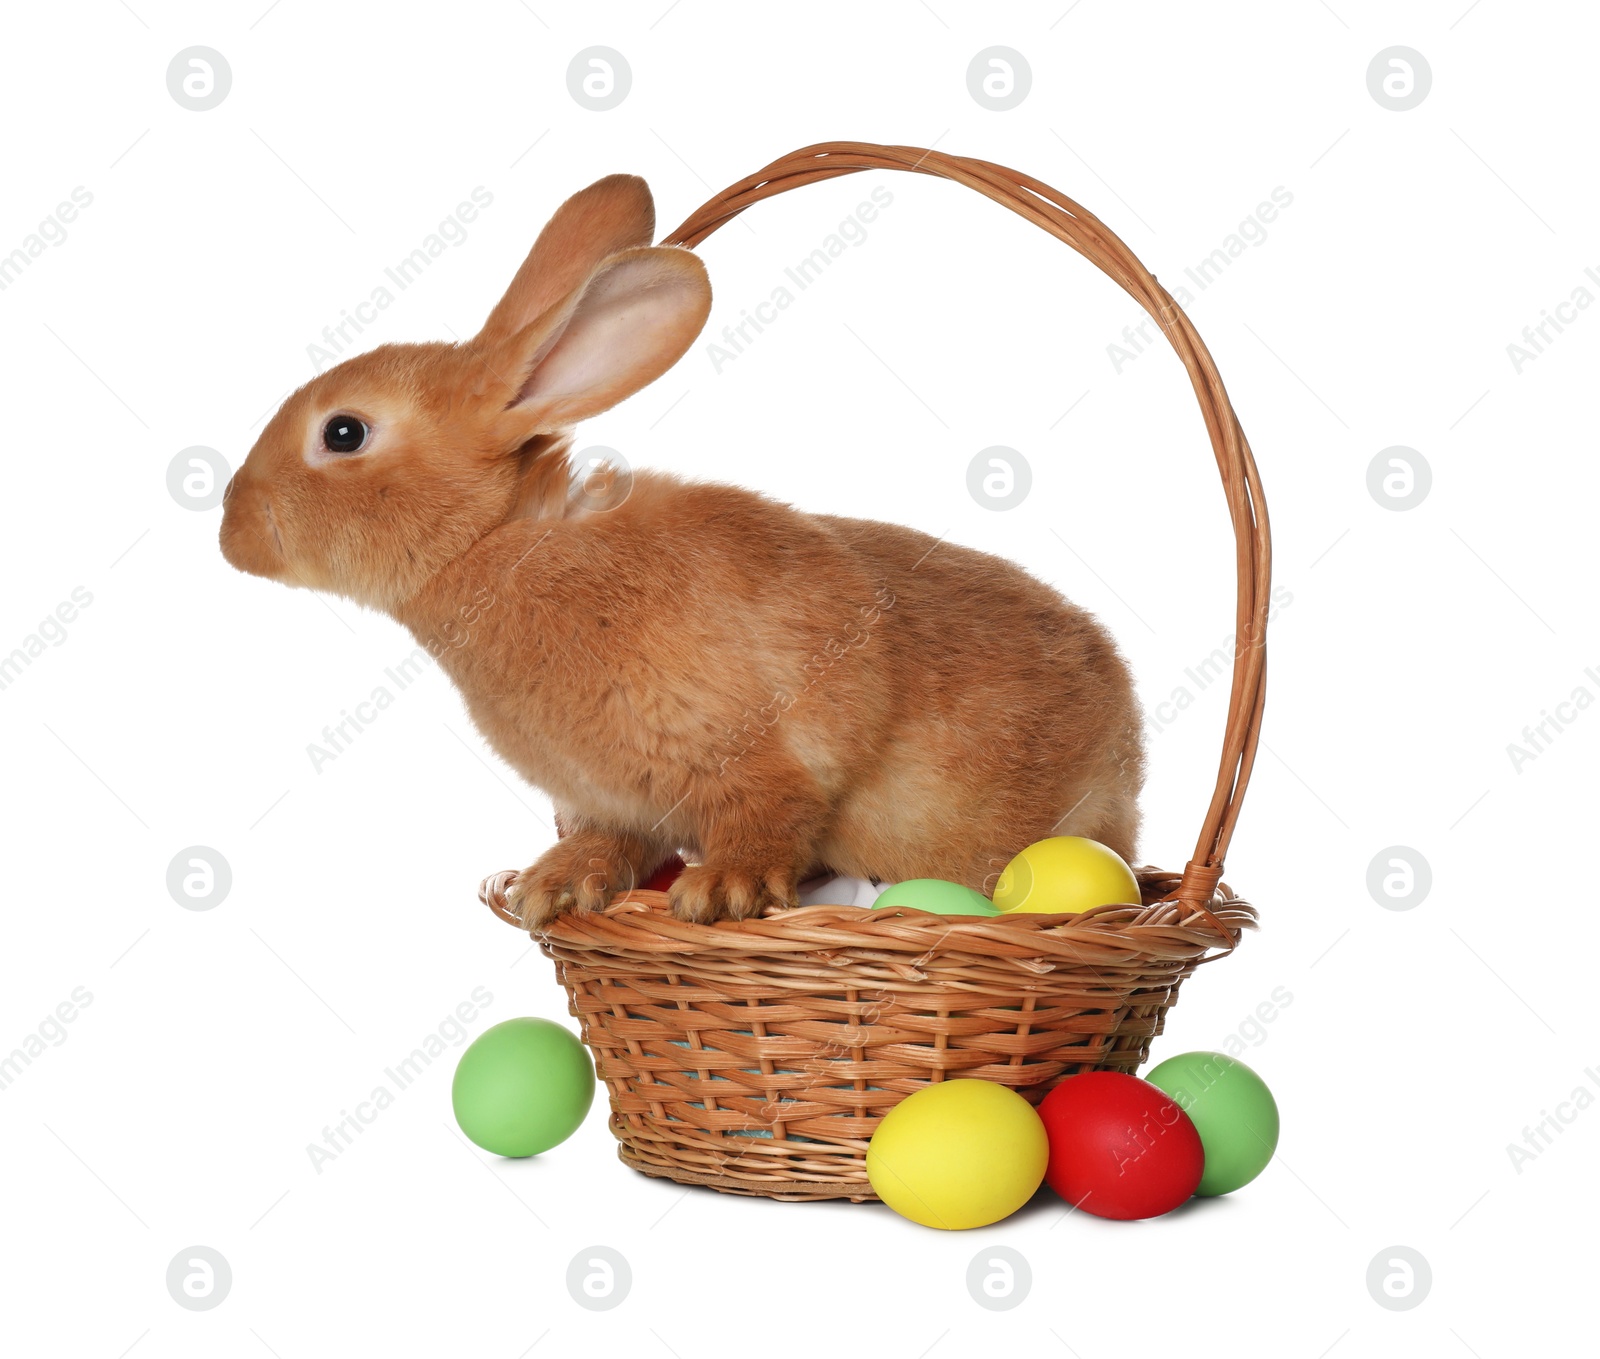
220, 172, 1146, 928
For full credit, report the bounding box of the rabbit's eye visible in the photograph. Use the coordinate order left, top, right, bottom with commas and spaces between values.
323, 415, 369, 455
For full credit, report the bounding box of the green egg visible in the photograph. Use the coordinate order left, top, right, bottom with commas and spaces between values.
452, 1018, 595, 1158
1144, 1050, 1279, 1195
871, 879, 1000, 917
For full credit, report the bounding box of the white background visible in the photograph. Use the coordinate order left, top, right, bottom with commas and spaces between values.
2, 1, 1595, 1355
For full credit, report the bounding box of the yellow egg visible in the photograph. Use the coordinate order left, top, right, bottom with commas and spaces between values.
865, 1079, 1048, 1229
992, 835, 1140, 914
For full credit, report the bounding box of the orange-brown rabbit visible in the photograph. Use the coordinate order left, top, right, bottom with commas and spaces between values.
220, 173, 1145, 927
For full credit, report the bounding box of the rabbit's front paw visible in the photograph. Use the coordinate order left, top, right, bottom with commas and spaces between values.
668, 864, 798, 923
508, 837, 635, 930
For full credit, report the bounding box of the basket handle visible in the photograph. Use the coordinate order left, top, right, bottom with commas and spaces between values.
661, 142, 1271, 919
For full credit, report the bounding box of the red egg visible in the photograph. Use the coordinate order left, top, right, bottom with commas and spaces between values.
640, 855, 686, 893
1038, 1071, 1204, 1220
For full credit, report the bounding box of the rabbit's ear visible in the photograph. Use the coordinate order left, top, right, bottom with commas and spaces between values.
476, 174, 655, 345
490, 246, 710, 431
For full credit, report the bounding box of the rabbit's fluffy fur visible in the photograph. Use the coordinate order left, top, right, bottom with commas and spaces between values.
221, 174, 1144, 926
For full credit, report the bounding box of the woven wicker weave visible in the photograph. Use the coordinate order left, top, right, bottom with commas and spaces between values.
481, 141, 1270, 1202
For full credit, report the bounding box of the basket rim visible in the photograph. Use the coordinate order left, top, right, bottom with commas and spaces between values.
480, 867, 1256, 966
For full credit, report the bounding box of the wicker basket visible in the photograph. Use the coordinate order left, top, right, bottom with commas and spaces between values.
480, 141, 1270, 1203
